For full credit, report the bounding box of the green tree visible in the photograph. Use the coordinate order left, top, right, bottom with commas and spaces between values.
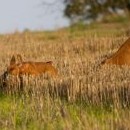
64, 0, 130, 22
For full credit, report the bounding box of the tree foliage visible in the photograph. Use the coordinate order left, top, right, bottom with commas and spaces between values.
64, 0, 130, 22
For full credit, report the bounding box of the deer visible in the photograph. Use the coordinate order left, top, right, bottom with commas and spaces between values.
101, 37, 130, 66
0, 54, 58, 93
7, 54, 58, 77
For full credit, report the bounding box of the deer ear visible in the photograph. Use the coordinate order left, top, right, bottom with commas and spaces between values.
17, 54, 23, 63
10, 55, 16, 65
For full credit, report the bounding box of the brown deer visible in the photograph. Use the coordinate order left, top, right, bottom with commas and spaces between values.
7, 54, 58, 77
0, 54, 58, 93
101, 37, 130, 66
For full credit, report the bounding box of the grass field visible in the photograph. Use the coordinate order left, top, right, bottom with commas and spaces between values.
0, 21, 130, 130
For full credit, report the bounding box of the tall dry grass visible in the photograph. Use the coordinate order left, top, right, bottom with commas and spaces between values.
0, 27, 130, 129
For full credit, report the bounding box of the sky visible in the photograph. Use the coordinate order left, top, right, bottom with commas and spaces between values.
0, 0, 70, 34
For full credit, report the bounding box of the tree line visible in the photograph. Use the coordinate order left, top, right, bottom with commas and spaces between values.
64, 0, 130, 22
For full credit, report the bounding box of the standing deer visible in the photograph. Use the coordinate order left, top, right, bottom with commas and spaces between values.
102, 37, 130, 65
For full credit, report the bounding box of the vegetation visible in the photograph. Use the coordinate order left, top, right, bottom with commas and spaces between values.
64, 0, 130, 23
0, 22, 130, 129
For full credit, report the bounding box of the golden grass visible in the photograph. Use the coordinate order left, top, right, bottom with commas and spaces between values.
0, 24, 130, 129
0, 29, 129, 102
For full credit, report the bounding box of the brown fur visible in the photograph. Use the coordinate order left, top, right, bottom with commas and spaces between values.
7, 54, 58, 77
0, 54, 58, 92
102, 37, 130, 65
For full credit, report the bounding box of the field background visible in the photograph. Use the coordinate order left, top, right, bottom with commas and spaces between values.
0, 19, 130, 130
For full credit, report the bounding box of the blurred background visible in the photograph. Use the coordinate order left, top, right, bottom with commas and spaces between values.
0, 0, 130, 34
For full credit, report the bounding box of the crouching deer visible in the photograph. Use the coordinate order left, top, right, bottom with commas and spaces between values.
7, 54, 58, 77
0, 54, 58, 93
